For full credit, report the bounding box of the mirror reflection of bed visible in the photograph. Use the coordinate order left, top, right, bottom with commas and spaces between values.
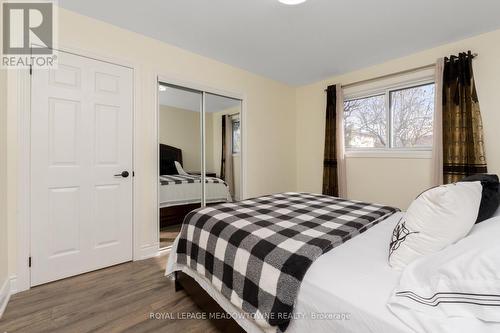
158, 83, 242, 249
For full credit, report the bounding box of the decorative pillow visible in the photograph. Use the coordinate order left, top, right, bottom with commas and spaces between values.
174, 161, 189, 175
459, 174, 500, 223
389, 181, 482, 270
388, 216, 500, 332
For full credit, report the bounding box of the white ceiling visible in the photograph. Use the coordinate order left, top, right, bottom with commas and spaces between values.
59, 0, 500, 86
159, 85, 241, 113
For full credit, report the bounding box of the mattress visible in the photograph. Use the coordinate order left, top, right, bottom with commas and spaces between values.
166, 212, 412, 333
159, 181, 231, 208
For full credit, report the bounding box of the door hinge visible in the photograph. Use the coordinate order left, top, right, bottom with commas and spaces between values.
29, 256, 32, 267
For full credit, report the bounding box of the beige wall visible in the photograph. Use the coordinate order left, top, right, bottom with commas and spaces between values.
296, 28, 500, 209
159, 105, 211, 172
0, 67, 8, 288
210, 107, 242, 200
6, 7, 297, 277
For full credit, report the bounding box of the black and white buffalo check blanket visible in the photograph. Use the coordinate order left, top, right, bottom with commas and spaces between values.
174, 192, 399, 332
160, 174, 227, 186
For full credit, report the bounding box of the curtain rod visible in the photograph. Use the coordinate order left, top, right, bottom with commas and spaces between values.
324, 52, 478, 91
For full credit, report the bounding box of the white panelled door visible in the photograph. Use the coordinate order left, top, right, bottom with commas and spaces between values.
30, 50, 133, 286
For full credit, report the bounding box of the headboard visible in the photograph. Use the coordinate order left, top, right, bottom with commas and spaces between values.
159, 144, 183, 175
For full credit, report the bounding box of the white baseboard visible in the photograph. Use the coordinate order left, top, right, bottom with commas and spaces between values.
156, 246, 171, 258
0, 277, 12, 318
138, 243, 171, 260
9, 276, 17, 295
138, 243, 160, 260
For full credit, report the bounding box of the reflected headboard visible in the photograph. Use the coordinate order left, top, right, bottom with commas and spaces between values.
159, 144, 183, 175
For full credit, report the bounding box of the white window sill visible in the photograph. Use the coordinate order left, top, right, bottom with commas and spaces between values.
345, 149, 432, 159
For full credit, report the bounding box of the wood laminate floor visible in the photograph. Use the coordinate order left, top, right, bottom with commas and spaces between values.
0, 255, 221, 333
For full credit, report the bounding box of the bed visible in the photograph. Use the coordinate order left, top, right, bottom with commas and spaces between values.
159, 144, 231, 228
165, 173, 500, 333
167, 212, 410, 333
159, 174, 231, 208
166, 192, 409, 333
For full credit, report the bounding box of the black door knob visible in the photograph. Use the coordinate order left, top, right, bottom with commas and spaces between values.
114, 171, 129, 178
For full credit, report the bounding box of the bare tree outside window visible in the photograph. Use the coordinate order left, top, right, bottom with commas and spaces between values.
343, 82, 434, 150
344, 95, 387, 148
391, 84, 434, 148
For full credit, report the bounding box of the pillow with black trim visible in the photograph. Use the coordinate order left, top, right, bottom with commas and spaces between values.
459, 174, 500, 223
389, 182, 482, 270
388, 215, 500, 332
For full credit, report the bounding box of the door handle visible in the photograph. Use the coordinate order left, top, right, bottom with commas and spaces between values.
114, 171, 130, 178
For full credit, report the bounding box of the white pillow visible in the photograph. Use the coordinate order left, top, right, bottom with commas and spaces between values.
174, 161, 189, 175
389, 181, 482, 270
388, 216, 500, 333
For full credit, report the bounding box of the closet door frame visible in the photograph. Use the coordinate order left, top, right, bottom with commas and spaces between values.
155, 74, 246, 253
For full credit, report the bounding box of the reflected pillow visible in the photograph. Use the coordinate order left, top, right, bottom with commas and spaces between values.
174, 161, 189, 175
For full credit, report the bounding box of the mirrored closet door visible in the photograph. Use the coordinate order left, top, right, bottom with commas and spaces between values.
205, 93, 242, 202
158, 82, 242, 249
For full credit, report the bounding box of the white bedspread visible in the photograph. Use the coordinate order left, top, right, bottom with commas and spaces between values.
159, 182, 231, 208
287, 212, 410, 333
166, 212, 411, 333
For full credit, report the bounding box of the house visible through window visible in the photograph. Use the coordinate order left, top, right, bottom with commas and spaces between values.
344, 82, 435, 150
232, 119, 241, 154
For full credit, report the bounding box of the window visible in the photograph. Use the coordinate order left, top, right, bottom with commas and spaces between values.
391, 84, 434, 148
344, 95, 387, 148
344, 82, 435, 151
232, 119, 241, 154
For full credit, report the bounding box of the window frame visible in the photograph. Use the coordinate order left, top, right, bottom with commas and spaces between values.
343, 76, 435, 158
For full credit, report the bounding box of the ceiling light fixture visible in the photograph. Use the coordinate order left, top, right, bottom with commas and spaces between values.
278, 0, 307, 5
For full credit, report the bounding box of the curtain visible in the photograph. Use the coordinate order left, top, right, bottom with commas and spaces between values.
221, 115, 235, 197
336, 85, 347, 197
442, 51, 487, 184
431, 58, 445, 186
322, 84, 347, 197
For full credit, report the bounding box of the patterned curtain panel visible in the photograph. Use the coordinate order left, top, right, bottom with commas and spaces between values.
442, 51, 487, 184
322, 85, 339, 196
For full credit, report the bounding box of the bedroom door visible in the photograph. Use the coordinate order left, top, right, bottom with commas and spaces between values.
30, 50, 133, 286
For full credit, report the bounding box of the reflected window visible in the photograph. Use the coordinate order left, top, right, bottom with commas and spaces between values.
232, 119, 241, 154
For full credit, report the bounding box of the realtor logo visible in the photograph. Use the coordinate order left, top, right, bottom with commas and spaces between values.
1, 0, 57, 68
